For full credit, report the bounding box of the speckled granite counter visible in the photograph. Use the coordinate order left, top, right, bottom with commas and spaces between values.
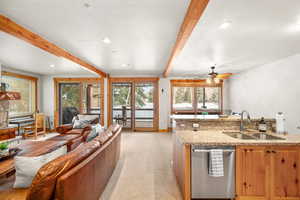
170, 114, 275, 122
175, 130, 300, 146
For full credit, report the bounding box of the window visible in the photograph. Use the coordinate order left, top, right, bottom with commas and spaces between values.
173, 87, 194, 111
2, 72, 37, 117
171, 80, 222, 114
196, 87, 221, 110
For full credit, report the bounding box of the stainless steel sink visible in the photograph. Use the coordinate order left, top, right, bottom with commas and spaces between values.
223, 131, 286, 140
223, 132, 256, 140
252, 133, 285, 140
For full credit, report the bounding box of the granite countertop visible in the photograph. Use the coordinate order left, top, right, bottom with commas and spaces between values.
175, 130, 300, 146
170, 115, 275, 122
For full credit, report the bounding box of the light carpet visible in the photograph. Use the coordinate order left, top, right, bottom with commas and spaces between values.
100, 132, 182, 200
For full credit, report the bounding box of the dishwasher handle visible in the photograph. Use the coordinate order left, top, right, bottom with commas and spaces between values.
192, 149, 235, 153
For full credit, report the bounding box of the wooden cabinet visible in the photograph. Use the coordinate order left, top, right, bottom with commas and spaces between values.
271, 146, 300, 199
236, 146, 300, 200
172, 135, 191, 200
236, 146, 269, 200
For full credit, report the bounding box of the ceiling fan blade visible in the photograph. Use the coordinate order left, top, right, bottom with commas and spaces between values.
216, 73, 233, 79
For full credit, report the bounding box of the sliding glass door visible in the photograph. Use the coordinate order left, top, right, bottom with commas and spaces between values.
112, 83, 133, 129
134, 83, 155, 130
109, 78, 158, 131
54, 78, 104, 127
58, 83, 81, 125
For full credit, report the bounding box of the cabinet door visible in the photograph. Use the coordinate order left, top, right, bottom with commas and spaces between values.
236, 146, 269, 200
271, 146, 300, 200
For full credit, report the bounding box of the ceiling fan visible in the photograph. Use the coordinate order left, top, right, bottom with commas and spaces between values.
206, 66, 233, 84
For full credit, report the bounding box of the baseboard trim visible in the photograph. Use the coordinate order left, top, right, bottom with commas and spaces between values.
158, 128, 172, 133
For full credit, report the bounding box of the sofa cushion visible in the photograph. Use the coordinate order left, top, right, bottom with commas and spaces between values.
66, 129, 84, 135
94, 130, 112, 145
26, 141, 100, 200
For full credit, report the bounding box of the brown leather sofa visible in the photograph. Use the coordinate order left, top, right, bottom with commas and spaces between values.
0, 124, 122, 200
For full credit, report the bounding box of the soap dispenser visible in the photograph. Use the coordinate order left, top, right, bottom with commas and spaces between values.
258, 117, 267, 132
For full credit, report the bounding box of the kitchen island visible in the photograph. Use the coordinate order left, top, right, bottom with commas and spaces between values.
173, 130, 300, 200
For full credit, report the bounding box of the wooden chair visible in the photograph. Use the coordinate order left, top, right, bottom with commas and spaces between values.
23, 113, 46, 139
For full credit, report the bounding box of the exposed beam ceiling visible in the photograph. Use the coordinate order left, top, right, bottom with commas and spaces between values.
0, 15, 107, 77
163, 0, 210, 77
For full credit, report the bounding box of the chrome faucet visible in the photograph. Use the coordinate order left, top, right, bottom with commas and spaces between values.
240, 110, 251, 132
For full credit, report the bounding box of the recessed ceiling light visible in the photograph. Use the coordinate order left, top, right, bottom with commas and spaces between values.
102, 37, 111, 44
50, 64, 55, 68
219, 21, 232, 29
121, 64, 130, 67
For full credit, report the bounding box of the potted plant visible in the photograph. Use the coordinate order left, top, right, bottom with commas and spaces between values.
0, 142, 9, 156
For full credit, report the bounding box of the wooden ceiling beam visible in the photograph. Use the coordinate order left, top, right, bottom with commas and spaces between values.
163, 0, 210, 77
0, 15, 107, 77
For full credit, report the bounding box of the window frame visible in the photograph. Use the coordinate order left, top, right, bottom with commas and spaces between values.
2, 71, 38, 117
107, 77, 159, 132
170, 79, 223, 114
54, 77, 104, 127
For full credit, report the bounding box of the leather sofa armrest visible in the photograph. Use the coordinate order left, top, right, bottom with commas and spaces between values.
56, 124, 73, 134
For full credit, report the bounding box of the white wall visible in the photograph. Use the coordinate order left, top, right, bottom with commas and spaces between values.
229, 54, 300, 134
159, 78, 171, 130
223, 79, 231, 111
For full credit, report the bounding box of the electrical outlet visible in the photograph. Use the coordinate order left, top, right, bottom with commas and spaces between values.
193, 123, 199, 128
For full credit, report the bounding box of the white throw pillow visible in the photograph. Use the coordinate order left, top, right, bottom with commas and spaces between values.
78, 115, 98, 123
72, 119, 89, 129
13, 146, 67, 188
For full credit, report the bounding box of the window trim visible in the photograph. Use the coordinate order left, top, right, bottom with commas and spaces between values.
170, 79, 223, 114
2, 71, 38, 117
54, 77, 104, 127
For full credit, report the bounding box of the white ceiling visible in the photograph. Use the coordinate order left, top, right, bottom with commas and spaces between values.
0, 32, 93, 75
170, 0, 300, 77
0, 0, 189, 76
0, 0, 300, 77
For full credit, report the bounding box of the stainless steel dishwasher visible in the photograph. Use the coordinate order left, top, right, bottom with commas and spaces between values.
191, 145, 235, 199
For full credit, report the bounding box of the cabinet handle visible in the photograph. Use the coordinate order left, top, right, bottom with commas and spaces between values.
272, 150, 276, 154
266, 150, 271, 154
